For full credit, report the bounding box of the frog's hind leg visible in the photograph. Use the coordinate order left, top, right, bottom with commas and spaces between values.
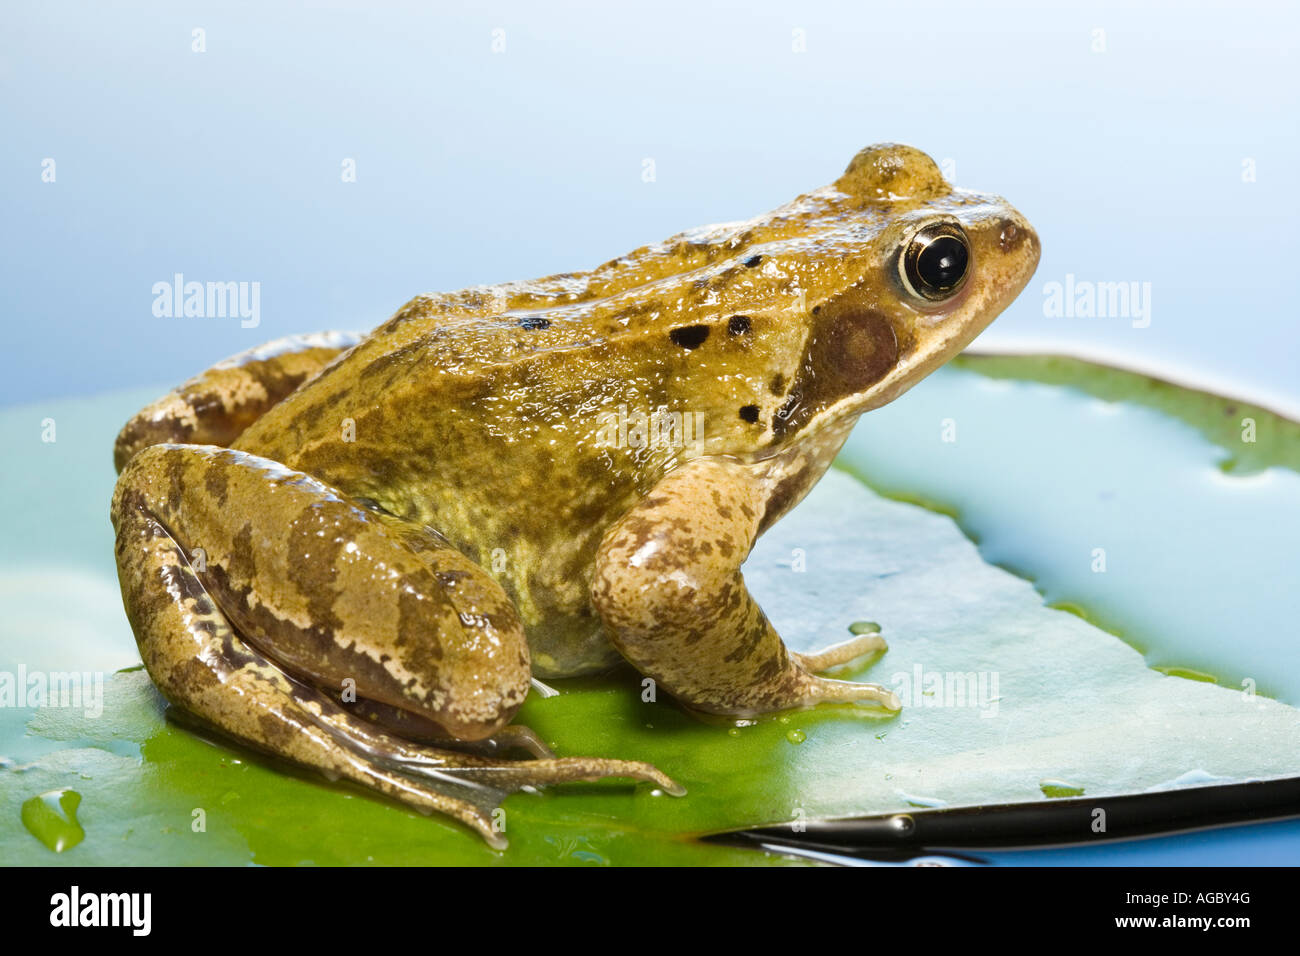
114, 331, 362, 472
111, 443, 679, 847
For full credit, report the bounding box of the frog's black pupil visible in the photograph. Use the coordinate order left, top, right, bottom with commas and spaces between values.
917, 235, 968, 290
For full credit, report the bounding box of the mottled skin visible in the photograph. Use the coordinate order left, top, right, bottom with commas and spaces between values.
111, 145, 1039, 845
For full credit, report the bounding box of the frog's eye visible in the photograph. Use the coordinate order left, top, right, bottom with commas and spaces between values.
899, 221, 970, 302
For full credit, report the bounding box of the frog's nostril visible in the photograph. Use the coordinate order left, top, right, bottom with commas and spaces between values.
998, 220, 1021, 253
997, 218, 1039, 261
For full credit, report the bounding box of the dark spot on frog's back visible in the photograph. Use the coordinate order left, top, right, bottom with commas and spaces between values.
738, 404, 760, 424
727, 315, 752, 336
743, 255, 763, 268
670, 325, 710, 350
519, 316, 551, 331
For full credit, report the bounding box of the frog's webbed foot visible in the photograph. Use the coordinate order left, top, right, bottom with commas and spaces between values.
593, 457, 902, 717
112, 443, 679, 848
788, 631, 898, 707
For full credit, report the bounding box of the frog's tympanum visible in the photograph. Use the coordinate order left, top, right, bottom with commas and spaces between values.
111, 145, 1039, 847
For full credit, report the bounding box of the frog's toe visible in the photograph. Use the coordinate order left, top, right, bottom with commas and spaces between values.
448, 754, 686, 797
793, 632, 888, 674
795, 675, 901, 713
493, 725, 557, 759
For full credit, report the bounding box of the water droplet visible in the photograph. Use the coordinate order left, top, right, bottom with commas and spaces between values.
21, 788, 84, 853
727, 727, 741, 738
786, 729, 806, 744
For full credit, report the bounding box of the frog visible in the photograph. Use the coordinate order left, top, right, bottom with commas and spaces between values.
110, 144, 1039, 848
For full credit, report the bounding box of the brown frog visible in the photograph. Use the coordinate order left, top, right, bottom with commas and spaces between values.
110, 144, 1040, 847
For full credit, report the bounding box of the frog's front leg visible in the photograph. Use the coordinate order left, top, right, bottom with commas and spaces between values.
592, 457, 900, 716
111, 444, 679, 847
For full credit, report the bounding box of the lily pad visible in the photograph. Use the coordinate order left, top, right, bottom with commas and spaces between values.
843, 352, 1300, 703
2, 357, 1298, 865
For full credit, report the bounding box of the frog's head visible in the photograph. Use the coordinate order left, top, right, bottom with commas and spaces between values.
764, 143, 1040, 447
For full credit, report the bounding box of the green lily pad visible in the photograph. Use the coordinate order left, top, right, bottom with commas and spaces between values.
2, 356, 1298, 865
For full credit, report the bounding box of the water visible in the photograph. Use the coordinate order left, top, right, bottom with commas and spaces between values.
839, 366, 1300, 705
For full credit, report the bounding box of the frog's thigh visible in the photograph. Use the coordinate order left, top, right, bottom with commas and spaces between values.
592, 458, 901, 716
111, 444, 677, 845
113, 442, 534, 739
114, 331, 362, 472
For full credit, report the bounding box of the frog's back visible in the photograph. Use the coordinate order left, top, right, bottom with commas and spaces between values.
235, 192, 849, 523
